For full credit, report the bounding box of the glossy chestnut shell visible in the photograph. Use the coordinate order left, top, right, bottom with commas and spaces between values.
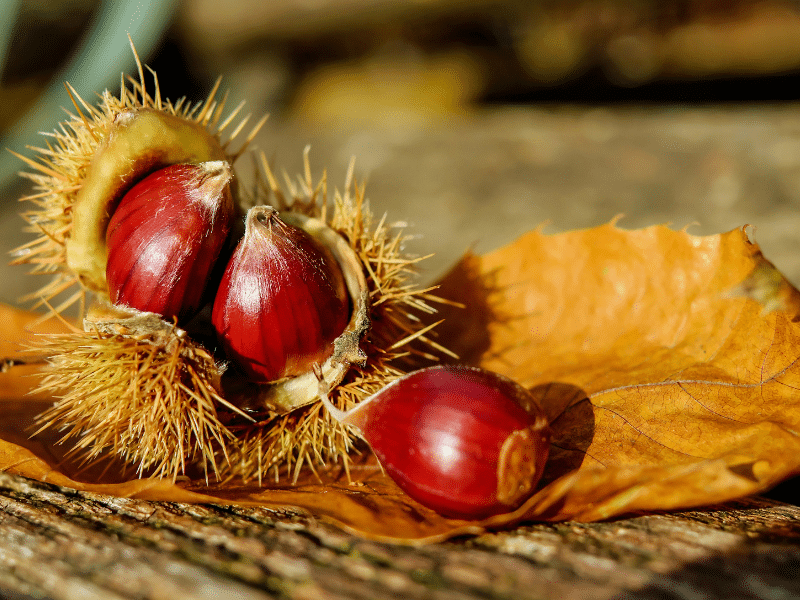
105, 161, 234, 322
322, 365, 551, 519
212, 206, 351, 383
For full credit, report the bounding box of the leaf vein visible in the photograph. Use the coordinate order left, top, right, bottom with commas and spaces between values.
593, 405, 705, 460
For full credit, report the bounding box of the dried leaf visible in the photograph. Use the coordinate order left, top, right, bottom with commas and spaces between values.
433, 222, 800, 521
0, 304, 76, 360
2, 223, 800, 543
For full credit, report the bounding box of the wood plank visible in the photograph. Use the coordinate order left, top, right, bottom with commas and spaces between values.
0, 471, 798, 599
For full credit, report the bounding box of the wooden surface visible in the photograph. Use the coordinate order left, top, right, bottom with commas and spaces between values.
0, 471, 797, 599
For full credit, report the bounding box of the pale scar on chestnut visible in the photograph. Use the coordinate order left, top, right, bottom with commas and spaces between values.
496, 428, 543, 506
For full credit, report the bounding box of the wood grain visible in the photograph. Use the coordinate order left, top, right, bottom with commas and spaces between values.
0, 471, 798, 599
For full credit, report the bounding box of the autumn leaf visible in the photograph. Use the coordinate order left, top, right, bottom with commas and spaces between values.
1, 222, 799, 543
433, 222, 800, 522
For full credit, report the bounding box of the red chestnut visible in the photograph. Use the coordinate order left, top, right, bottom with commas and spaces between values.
212, 206, 350, 383
105, 161, 234, 321
319, 365, 551, 519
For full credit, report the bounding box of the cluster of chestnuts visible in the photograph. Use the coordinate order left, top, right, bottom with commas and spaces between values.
14, 58, 551, 519
105, 161, 353, 387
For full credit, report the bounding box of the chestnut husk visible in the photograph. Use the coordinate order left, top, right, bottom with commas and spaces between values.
15, 52, 450, 482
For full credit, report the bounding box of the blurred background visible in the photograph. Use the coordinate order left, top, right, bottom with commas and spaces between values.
3, 0, 800, 294
2, 0, 800, 501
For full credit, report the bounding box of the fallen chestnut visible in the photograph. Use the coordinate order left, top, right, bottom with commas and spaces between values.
318, 365, 551, 519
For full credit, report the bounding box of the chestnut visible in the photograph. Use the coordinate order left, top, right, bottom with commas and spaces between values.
212, 206, 351, 383
318, 365, 551, 519
105, 161, 234, 322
